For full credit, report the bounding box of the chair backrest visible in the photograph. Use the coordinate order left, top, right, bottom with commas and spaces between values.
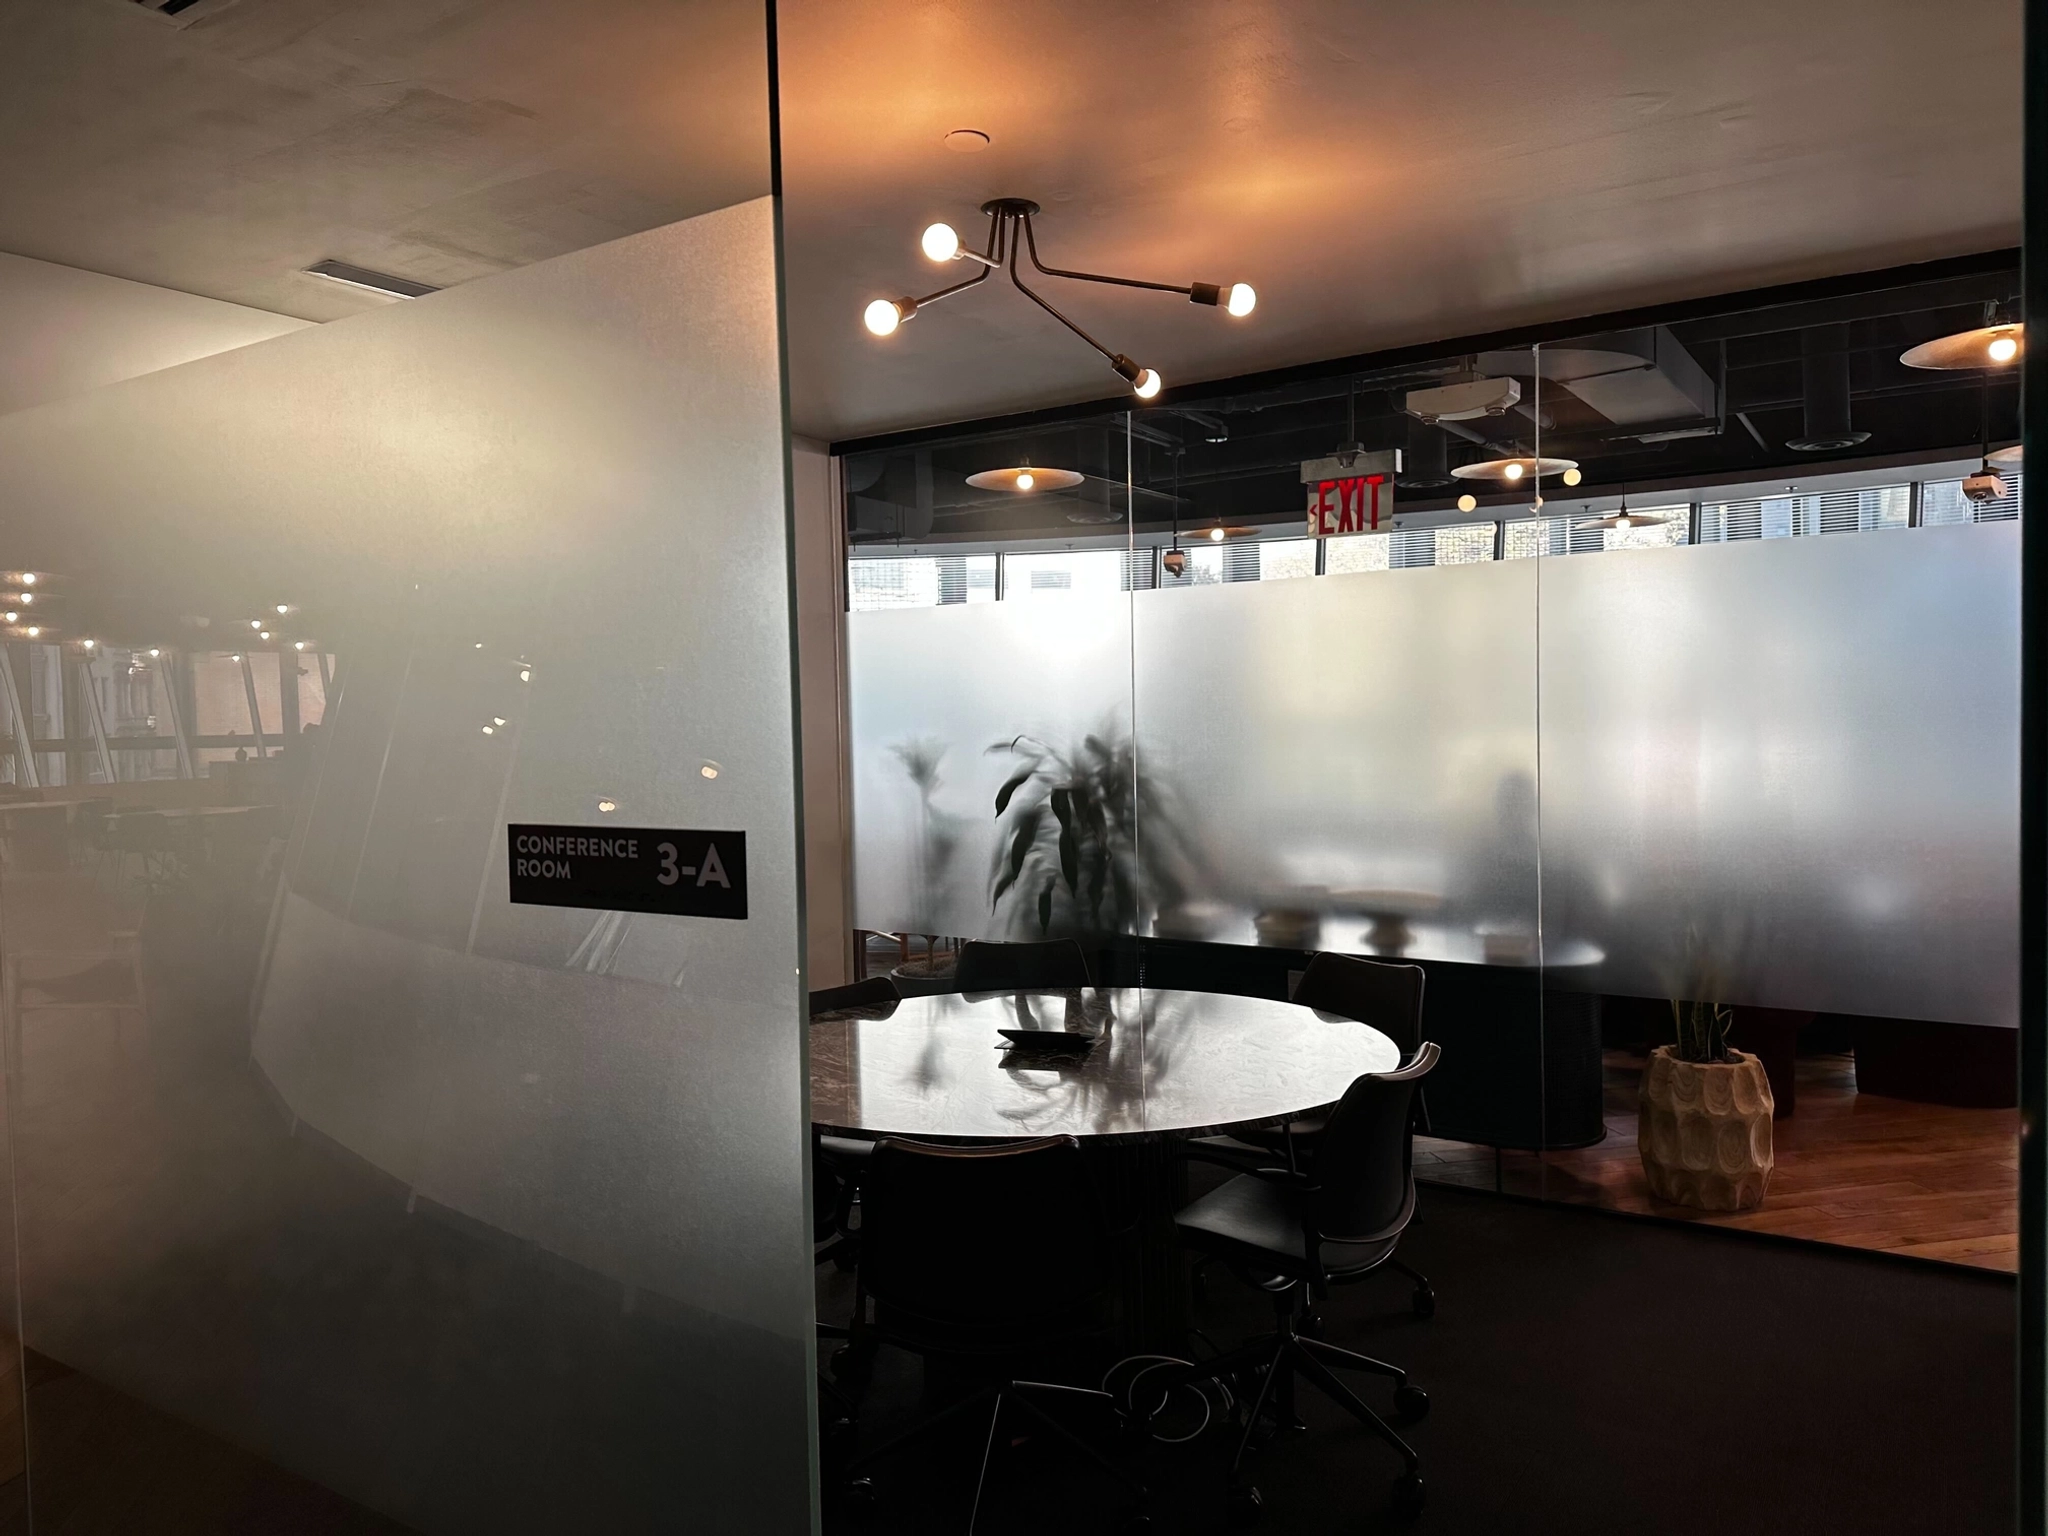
954, 938, 1091, 993
808, 977, 899, 1017
1311, 1042, 1440, 1243
1293, 952, 1426, 1056
859, 1135, 1110, 1341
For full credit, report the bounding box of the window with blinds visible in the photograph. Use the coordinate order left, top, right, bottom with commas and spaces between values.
849, 472, 2014, 609
848, 555, 998, 611
1503, 506, 1690, 557
1697, 485, 1910, 541
1922, 472, 2022, 525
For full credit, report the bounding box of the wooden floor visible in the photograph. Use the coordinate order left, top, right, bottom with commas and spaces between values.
1416, 1049, 2020, 1272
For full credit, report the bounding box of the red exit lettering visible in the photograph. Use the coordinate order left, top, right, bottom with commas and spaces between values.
1309, 474, 1392, 536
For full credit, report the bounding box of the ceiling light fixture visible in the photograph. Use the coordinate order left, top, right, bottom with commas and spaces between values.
1451, 455, 1578, 484
1577, 495, 1667, 533
19, 573, 35, 586
861, 198, 1258, 397
965, 465, 1086, 494
1900, 322, 2023, 370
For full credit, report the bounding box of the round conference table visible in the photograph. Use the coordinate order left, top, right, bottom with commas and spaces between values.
810, 986, 1400, 1347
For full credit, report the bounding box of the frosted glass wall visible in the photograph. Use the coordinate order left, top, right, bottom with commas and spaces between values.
1537, 523, 2019, 1026
849, 594, 1131, 940
1130, 563, 1541, 964
849, 523, 2019, 1028
0, 195, 813, 1534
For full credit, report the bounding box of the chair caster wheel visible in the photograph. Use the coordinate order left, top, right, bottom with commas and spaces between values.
840, 1476, 877, 1515
1392, 1472, 1426, 1515
1394, 1383, 1430, 1422
1121, 1506, 1153, 1533
1226, 1483, 1263, 1525
1412, 1287, 1436, 1319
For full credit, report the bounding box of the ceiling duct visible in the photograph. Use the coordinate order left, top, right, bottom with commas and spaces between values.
1786, 323, 1869, 453
1476, 327, 1719, 442
1400, 418, 1451, 486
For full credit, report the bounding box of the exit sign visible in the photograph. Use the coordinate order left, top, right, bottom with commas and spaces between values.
1301, 450, 1400, 538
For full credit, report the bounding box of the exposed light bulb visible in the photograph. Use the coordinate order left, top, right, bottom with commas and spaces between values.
473, 641, 484, 649
1209, 526, 1226, 542
25, 627, 39, 639
1616, 516, 1633, 531
518, 667, 532, 683
1133, 367, 1163, 399
1226, 283, 1257, 318
864, 298, 901, 336
250, 619, 262, 630
1457, 494, 1477, 513
1562, 467, 1583, 487
1503, 462, 1525, 481
259, 631, 271, 640
481, 725, 494, 735
294, 641, 307, 651
19, 573, 34, 586
1990, 335, 2019, 363
700, 762, 720, 779
229, 651, 241, 661
148, 648, 161, 658
921, 222, 961, 262
275, 604, 289, 614
597, 799, 617, 813
492, 717, 506, 727
1015, 472, 1035, 491
81, 639, 94, 649
4, 614, 16, 624
16, 594, 29, 605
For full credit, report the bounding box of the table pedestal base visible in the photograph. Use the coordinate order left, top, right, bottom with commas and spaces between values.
1087, 1139, 1192, 1353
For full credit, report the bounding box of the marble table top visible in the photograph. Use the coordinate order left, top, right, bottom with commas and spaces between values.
809, 987, 1400, 1145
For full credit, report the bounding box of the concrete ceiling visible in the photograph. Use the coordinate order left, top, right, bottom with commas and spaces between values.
0, 0, 2020, 442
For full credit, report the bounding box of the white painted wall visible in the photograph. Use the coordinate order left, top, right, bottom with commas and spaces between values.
0, 251, 308, 418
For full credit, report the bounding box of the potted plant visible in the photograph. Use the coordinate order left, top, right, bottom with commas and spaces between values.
985, 728, 1200, 940
1638, 985, 1774, 1213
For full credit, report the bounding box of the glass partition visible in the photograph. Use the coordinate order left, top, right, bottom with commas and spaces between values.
0, 8, 809, 1531
844, 261, 2022, 1259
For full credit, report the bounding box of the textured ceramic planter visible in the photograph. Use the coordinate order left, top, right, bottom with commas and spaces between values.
1638, 1046, 1774, 1211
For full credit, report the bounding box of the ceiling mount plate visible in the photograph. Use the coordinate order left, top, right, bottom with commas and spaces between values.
979, 198, 1042, 218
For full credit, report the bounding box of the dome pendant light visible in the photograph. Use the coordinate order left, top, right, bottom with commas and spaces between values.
1577, 493, 1668, 533
859, 197, 1258, 398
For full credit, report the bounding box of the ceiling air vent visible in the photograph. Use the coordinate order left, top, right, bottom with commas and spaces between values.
303, 260, 440, 301
128, 0, 233, 20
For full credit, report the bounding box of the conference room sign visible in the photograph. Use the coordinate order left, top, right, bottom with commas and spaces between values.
1302, 449, 1401, 537
506, 824, 747, 920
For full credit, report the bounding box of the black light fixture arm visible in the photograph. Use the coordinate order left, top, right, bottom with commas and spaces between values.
1008, 240, 1121, 367
1020, 212, 1195, 297
865, 197, 1251, 394
901, 210, 1005, 311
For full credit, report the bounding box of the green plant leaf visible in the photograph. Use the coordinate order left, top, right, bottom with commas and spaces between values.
994, 769, 1033, 816
1049, 788, 1079, 891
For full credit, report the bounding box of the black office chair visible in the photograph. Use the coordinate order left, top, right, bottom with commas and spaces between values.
1169, 1043, 1441, 1519
1214, 954, 1436, 1316
839, 1135, 1148, 1531
954, 937, 1092, 993
811, 977, 900, 1269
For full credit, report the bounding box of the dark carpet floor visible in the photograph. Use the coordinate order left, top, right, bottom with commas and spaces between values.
817, 1184, 2016, 1535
